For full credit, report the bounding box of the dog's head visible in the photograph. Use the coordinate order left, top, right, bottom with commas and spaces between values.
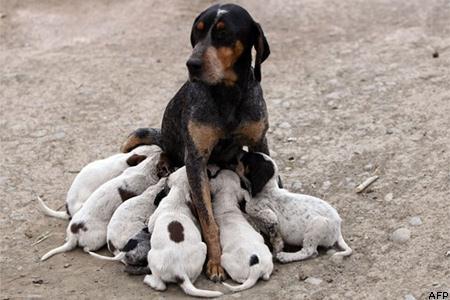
187, 4, 270, 86
240, 152, 278, 197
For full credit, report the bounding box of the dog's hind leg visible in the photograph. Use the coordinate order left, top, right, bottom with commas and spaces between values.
143, 274, 166, 291
276, 216, 331, 263
121, 128, 162, 153
246, 207, 283, 254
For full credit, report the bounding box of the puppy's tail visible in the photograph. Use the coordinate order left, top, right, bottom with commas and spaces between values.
222, 254, 262, 292
88, 251, 126, 262
36, 196, 70, 220
179, 274, 223, 298
333, 232, 352, 257
41, 235, 77, 261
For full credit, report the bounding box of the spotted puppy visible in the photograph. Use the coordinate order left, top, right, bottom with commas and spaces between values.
88, 177, 168, 267
37, 145, 160, 219
209, 168, 273, 292
241, 152, 352, 263
144, 167, 222, 298
40, 149, 171, 261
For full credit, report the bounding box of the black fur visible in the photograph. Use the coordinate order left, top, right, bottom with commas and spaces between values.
249, 254, 259, 266
241, 152, 274, 196
154, 185, 170, 206
121, 239, 139, 252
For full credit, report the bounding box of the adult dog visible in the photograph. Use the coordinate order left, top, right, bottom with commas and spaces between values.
121, 4, 271, 281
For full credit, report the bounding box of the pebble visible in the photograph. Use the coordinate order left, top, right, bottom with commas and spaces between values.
363, 163, 373, 171
64, 263, 71, 268
391, 228, 411, 243
322, 181, 331, 190
279, 122, 291, 129
409, 216, 422, 226
386, 128, 394, 135
32, 279, 44, 284
53, 131, 66, 140
384, 193, 394, 202
404, 294, 416, 300
446, 251, 450, 257
305, 277, 323, 285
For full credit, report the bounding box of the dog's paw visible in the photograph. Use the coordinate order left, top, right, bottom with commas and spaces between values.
275, 252, 291, 264
206, 260, 226, 282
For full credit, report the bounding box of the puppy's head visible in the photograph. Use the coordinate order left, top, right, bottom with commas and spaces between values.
240, 152, 278, 197
187, 4, 270, 86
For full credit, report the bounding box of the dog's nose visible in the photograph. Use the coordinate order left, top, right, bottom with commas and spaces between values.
186, 58, 202, 75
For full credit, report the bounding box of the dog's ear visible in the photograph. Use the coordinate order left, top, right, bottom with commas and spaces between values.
126, 154, 147, 167
241, 152, 274, 197
253, 22, 270, 82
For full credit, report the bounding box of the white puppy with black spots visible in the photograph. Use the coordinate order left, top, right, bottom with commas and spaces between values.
88, 177, 168, 266
40, 148, 171, 261
240, 152, 352, 263
144, 167, 222, 298
209, 167, 273, 292
37, 145, 160, 219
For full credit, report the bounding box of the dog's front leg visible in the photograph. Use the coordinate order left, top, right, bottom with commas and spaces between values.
247, 206, 284, 254
185, 121, 224, 282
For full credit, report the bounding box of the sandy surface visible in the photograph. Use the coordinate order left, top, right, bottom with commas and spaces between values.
1, 0, 450, 299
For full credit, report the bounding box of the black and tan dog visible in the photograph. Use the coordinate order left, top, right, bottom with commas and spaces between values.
121, 4, 271, 281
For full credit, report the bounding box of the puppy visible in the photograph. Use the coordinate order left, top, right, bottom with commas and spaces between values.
40, 149, 169, 261
144, 167, 222, 298
240, 152, 352, 263
37, 145, 160, 219
209, 168, 273, 292
88, 177, 168, 266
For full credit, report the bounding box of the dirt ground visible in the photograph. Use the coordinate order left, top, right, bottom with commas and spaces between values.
1, 0, 449, 299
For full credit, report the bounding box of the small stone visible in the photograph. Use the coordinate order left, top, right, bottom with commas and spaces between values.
432, 51, 439, 58
32, 279, 44, 284
404, 294, 416, 300
363, 163, 373, 171
53, 131, 66, 140
279, 122, 291, 129
322, 181, 331, 190
305, 277, 322, 285
24, 230, 33, 239
386, 128, 394, 135
287, 137, 297, 142
409, 216, 422, 226
64, 263, 71, 268
327, 249, 337, 255
445, 251, 450, 257
384, 193, 394, 202
391, 228, 411, 243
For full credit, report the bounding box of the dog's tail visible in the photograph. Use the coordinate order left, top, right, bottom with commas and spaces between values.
88, 251, 126, 262
36, 196, 70, 220
222, 254, 262, 292
121, 128, 162, 153
333, 231, 352, 257
179, 274, 223, 298
41, 235, 77, 261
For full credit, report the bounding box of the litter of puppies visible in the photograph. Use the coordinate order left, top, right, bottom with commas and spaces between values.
38, 146, 352, 297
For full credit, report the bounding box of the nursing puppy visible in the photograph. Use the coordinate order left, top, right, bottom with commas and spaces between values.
209, 168, 273, 292
41, 149, 170, 261
37, 145, 160, 219
240, 152, 352, 263
88, 178, 168, 266
144, 167, 222, 298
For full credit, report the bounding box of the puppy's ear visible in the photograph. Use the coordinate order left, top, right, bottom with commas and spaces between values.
241, 152, 274, 197
253, 22, 270, 82
126, 154, 147, 167
156, 152, 173, 178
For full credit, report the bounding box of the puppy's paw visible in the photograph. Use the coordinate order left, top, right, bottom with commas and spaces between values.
275, 252, 291, 264
206, 260, 226, 282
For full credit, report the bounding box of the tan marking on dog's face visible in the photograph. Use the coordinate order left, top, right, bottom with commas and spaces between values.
196, 21, 205, 31
188, 121, 222, 155
167, 221, 184, 243
216, 21, 225, 30
201, 40, 244, 85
